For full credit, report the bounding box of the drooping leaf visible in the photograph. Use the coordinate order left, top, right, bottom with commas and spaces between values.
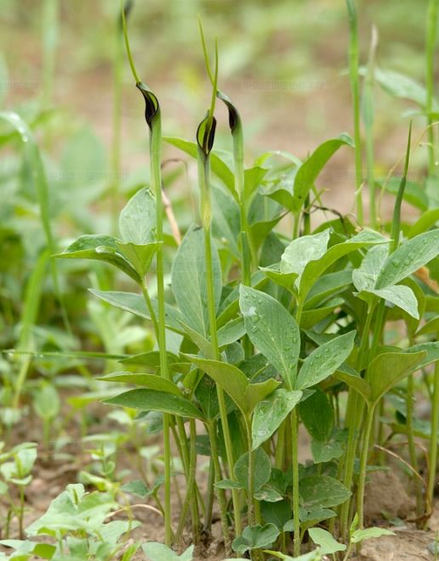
115, 241, 160, 278
363, 285, 419, 319
97, 372, 181, 395
281, 230, 331, 283
104, 389, 203, 420
90, 290, 184, 334
240, 285, 300, 388
296, 331, 356, 390
57, 235, 140, 283
172, 226, 222, 337
252, 389, 302, 449
375, 230, 439, 289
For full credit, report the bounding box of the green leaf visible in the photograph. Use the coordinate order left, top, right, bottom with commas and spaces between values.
308, 528, 346, 554
292, 134, 354, 212
57, 235, 140, 283
185, 355, 279, 414
240, 285, 300, 388
119, 188, 156, 244
281, 230, 331, 282
350, 527, 395, 544
261, 500, 291, 529
244, 166, 268, 199
104, 389, 203, 420
406, 342, 439, 369
364, 285, 419, 319
408, 209, 439, 238
264, 551, 323, 561
172, 226, 222, 337
232, 524, 280, 555
353, 245, 388, 291
33, 384, 60, 421
252, 389, 302, 449
300, 475, 351, 510
212, 186, 240, 258
97, 372, 181, 396
296, 331, 356, 390
235, 448, 271, 491
299, 389, 333, 442
299, 229, 389, 300
90, 290, 184, 334
375, 230, 439, 289
185, 355, 248, 413
121, 480, 150, 498
367, 351, 426, 404
115, 241, 160, 278
372, 67, 432, 107
332, 367, 371, 401
142, 543, 194, 561
164, 137, 236, 200
311, 429, 347, 464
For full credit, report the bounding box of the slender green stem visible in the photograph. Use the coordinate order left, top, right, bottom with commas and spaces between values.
207, 422, 232, 554
407, 372, 423, 518
245, 418, 255, 526
200, 154, 242, 536
291, 409, 301, 557
426, 0, 439, 176
41, 0, 59, 108
151, 123, 173, 546
364, 26, 377, 228
428, 338, 439, 509
357, 404, 376, 529
111, 10, 124, 234
345, 0, 363, 224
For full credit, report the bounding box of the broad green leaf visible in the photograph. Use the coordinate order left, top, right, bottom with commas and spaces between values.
235, 448, 272, 491
371, 67, 432, 107
244, 166, 268, 199
104, 389, 203, 420
311, 429, 347, 464
300, 475, 351, 510
296, 331, 356, 390
375, 230, 439, 289
363, 285, 419, 319
142, 543, 194, 561
212, 186, 240, 258
292, 134, 354, 212
300, 475, 351, 511
281, 230, 331, 282
332, 367, 371, 401
217, 317, 246, 348
308, 528, 346, 554
115, 241, 160, 278
185, 355, 279, 414
367, 351, 426, 404
57, 235, 140, 283
352, 244, 388, 292
261, 500, 291, 529
185, 355, 248, 413
119, 188, 156, 244
90, 290, 185, 333
240, 285, 300, 388
351, 527, 395, 544
416, 316, 439, 337
299, 389, 333, 442
97, 372, 181, 395
406, 342, 439, 369
172, 226, 222, 337
232, 524, 280, 555
304, 270, 352, 309
33, 384, 60, 421
164, 137, 236, 199
252, 389, 302, 449
299, 229, 389, 299
264, 551, 322, 561
300, 298, 344, 329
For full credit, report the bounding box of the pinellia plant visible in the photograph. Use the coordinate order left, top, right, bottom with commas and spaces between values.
1, 0, 432, 560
